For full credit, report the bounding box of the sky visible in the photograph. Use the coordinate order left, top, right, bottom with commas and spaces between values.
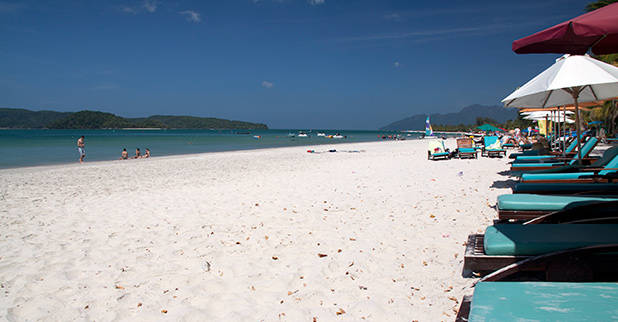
0, 0, 596, 129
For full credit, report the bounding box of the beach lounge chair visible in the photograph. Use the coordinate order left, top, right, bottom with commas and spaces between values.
513, 136, 595, 163
510, 135, 582, 160
427, 139, 449, 160
457, 244, 618, 321
517, 146, 618, 177
520, 149, 618, 183
461, 281, 618, 321
496, 194, 618, 221
456, 138, 477, 159
463, 224, 618, 275
482, 136, 506, 157
510, 137, 598, 172
512, 182, 618, 195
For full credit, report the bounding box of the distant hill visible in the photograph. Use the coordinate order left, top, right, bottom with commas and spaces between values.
0, 108, 268, 129
0, 108, 71, 128
380, 104, 519, 130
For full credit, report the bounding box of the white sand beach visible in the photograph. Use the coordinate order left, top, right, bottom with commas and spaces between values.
0, 139, 511, 321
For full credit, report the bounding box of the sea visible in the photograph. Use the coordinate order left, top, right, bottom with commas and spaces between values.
0, 129, 420, 169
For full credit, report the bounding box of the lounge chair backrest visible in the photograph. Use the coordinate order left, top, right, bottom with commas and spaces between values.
457, 138, 473, 148
600, 149, 618, 175
592, 146, 618, 167
483, 136, 497, 146
564, 134, 582, 154
567, 137, 598, 165
427, 140, 445, 154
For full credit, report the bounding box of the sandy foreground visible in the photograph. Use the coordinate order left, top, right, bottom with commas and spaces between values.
0, 139, 512, 321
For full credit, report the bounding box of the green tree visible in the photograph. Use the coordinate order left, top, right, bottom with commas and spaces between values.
585, 0, 618, 134
585, 0, 618, 12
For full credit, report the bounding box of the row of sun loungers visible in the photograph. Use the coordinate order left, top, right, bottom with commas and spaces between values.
428, 136, 508, 160
455, 135, 618, 321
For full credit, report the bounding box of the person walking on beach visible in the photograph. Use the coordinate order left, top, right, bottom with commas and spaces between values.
77, 136, 85, 163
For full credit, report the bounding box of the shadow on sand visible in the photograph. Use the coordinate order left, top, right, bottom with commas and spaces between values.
490, 179, 518, 189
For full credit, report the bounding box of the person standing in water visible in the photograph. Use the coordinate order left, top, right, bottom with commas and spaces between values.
77, 136, 85, 163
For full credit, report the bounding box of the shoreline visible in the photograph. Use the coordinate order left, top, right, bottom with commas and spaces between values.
0, 138, 410, 172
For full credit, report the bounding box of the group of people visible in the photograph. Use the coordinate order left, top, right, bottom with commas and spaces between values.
120, 147, 150, 160
75, 136, 151, 163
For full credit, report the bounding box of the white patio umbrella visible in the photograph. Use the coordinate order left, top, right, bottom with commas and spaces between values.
502, 54, 618, 162
523, 114, 574, 123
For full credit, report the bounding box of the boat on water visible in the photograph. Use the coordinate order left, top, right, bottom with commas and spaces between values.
297, 131, 309, 138
317, 132, 326, 137
422, 116, 437, 139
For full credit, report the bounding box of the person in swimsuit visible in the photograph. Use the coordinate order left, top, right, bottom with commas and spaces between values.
120, 148, 128, 160
143, 148, 150, 158
133, 148, 141, 159
77, 136, 85, 163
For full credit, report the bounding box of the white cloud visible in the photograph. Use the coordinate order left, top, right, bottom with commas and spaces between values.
261, 81, 274, 88
308, 0, 324, 5
121, 6, 138, 14
143, 0, 157, 13
394, 61, 400, 68
179, 10, 201, 23
384, 13, 401, 21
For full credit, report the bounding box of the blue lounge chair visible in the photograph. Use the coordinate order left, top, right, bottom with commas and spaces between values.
517, 146, 618, 176
427, 139, 449, 160
497, 194, 618, 221
464, 224, 618, 274
482, 136, 506, 157
456, 138, 477, 159
521, 148, 618, 183
467, 282, 618, 321
511, 137, 598, 172
513, 182, 618, 194
457, 244, 618, 321
512, 135, 582, 161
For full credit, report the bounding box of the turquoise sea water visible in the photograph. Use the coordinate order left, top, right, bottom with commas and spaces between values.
0, 129, 416, 169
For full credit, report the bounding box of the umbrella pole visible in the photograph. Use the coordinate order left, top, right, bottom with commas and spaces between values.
574, 95, 582, 164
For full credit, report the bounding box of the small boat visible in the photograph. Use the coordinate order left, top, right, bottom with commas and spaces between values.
332, 133, 344, 139
297, 132, 309, 138
317, 132, 326, 137
422, 116, 437, 139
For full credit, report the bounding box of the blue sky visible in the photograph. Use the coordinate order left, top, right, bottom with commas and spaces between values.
1, 0, 593, 129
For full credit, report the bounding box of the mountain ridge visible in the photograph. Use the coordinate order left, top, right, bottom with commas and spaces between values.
380, 104, 519, 130
0, 108, 268, 129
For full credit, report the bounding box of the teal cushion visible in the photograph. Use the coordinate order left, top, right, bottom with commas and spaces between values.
459, 148, 476, 153
515, 155, 556, 161
497, 194, 618, 211
431, 152, 449, 157
470, 282, 618, 321
512, 162, 563, 168
484, 224, 618, 256
521, 172, 595, 181
513, 183, 618, 194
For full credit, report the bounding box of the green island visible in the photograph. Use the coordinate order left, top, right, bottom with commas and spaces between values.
0, 108, 268, 130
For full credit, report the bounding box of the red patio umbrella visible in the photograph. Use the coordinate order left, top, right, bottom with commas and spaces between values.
512, 2, 618, 55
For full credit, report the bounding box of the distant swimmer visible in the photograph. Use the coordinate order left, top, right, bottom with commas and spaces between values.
120, 148, 128, 160
77, 135, 85, 163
